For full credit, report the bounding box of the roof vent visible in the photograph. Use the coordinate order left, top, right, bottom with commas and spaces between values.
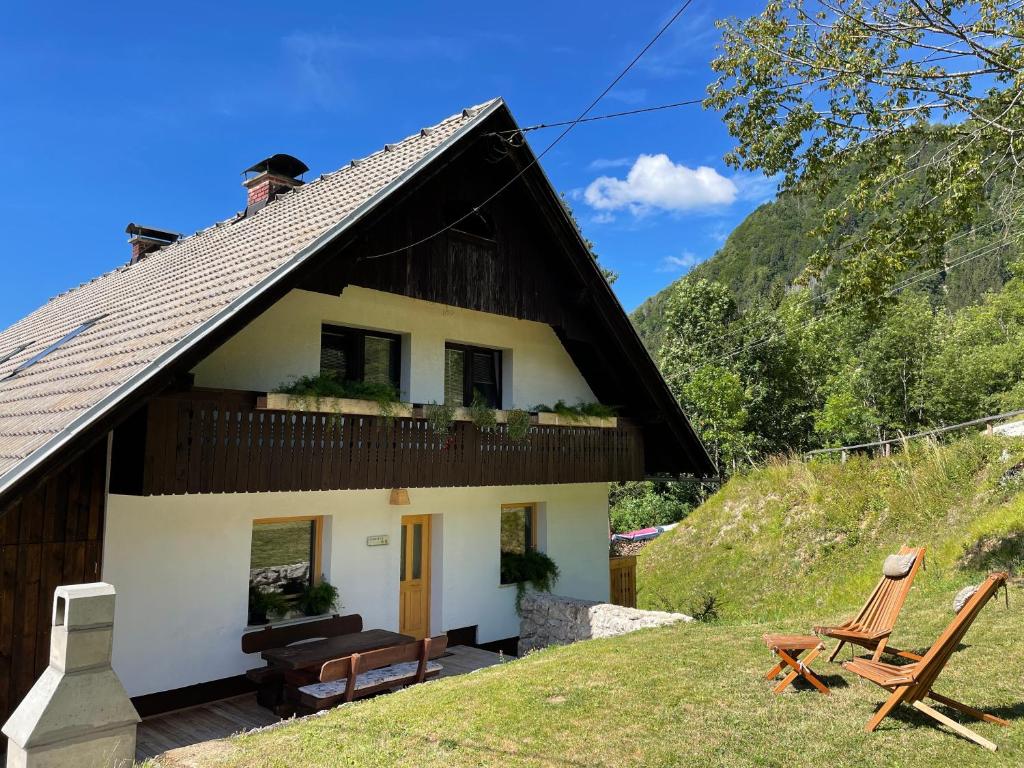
242, 154, 309, 216
125, 223, 180, 265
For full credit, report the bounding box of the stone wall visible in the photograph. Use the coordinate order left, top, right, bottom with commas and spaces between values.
249, 562, 310, 590
518, 592, 691, 654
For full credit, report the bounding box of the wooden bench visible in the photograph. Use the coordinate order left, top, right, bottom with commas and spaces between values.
291, 635, 448, 712
241, 614, 363, 709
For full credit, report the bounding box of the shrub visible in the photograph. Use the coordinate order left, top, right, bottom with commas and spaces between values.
299, 579, 340, 616
426, 401, 456, 440
500, 550, 560, 613
469, 390, 497, 430
248, 585, 289, 625
608, 481, 696, 533
506, 408, 531, 441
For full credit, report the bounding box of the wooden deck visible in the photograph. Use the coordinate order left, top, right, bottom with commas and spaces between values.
135, 645, 505, 763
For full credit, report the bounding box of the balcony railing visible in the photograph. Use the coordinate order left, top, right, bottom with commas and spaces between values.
139, 391, 644, 494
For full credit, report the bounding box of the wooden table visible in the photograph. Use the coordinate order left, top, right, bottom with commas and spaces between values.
763, 633, 829, 695
261, 629, 415, 672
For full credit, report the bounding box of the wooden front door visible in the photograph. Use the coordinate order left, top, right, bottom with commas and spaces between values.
398, 515, 430, 639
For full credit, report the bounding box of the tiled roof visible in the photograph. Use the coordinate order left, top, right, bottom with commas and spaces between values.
0, 99, 502, 492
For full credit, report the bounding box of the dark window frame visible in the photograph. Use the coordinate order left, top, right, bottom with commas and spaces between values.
499, 503, 537, 586
444, 342, 502, 408
320, 324, 402, 391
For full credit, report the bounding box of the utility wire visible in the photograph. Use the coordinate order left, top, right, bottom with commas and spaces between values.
359, 0, 697, 262
492, 98, 705, 135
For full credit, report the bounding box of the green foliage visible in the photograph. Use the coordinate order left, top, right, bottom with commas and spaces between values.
425, 401, 456, 440
500, 550, 560, 613
274, 372, 400, 416
650, 264, 1024, 470
469, 390, 497, 431
247, 585, 289, 626
299, 580, 340, 617
608, 481, 698, 533
505, 408, 531, 442
689, 594, 722, 624
704, 1, 1024, 306
532, 400, 617, 420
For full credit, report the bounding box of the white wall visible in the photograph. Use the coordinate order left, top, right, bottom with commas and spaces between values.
103, 482, 609, 697
191, 286, 596, 409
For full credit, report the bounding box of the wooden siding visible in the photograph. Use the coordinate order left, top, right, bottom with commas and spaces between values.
0, 438, 107, 729
137, 392, 643, 495
609, 556, 637, 609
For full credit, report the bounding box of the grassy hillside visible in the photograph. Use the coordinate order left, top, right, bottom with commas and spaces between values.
638, 435, 1024, 622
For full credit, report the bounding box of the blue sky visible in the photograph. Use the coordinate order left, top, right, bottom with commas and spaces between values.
0, 0, 773, 329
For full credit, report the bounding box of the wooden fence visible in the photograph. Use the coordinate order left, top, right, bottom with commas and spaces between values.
609, 556, 637, 608
804, 407, 1024, 462
139, 393, 645, 495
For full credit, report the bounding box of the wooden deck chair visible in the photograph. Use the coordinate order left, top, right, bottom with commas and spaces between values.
843, 572, 1009, 751
814, 546, 926, 662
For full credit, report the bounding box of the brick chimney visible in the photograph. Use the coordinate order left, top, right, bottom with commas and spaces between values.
125, 223, 180, 265
242, 154, 309, 216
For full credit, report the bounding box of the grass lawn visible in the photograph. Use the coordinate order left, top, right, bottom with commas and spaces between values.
150, 574, 1023, 767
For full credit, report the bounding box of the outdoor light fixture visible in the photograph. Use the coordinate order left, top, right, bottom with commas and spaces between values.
389, 488, 410, 506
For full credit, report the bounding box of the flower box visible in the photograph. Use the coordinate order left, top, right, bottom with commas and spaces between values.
533, 412, 617, 428
257, 393, 414, 418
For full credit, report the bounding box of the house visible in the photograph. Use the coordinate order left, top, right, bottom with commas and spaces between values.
0, 98, 715, 722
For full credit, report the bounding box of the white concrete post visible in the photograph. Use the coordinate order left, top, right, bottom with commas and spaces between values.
2, 583, 140, 768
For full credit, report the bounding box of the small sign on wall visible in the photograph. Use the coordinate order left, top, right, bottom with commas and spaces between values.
366, 534, 389, 547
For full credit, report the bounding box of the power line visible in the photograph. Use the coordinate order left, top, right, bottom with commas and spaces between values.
492, 98, 705, 135
359, 0, 697, 262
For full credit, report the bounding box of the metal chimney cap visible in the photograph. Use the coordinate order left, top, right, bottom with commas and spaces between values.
243, 154, 309, 179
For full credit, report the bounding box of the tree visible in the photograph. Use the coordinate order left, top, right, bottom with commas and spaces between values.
706, 1, 1024, 307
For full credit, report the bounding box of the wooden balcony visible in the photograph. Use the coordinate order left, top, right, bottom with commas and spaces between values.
134, 391, 644, 495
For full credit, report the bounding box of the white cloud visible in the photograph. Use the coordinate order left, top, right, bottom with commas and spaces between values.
584, 154, 738, 215
588, 157, 632, 171
657, 250, 703, 274
591, 212, 616, 224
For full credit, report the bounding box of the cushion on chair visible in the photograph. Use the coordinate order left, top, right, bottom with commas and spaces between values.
952, 584, 979, 614
882, 553, 917, 578
299, 660, 443, 700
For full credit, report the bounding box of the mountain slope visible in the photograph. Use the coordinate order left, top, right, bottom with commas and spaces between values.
630, 178, 1011, 355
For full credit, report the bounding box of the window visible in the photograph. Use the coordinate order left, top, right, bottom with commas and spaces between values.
500, 504, 536, 585
248, 516, 323, 624
4, 315, 106, 379
320, 324, 401, 391
444, 343, 502, 408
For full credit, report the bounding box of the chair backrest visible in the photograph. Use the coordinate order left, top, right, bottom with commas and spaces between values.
912, 572, 1007, 694
241, 613, 363, 654
319, 635, 448, 683
852, 546, 926, 634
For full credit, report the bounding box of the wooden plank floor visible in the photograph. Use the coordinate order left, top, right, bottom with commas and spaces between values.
136, 645, 504, 763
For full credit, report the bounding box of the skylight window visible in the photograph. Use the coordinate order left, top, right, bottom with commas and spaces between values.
0, 343, 31, 367
5, 315, 106, 379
